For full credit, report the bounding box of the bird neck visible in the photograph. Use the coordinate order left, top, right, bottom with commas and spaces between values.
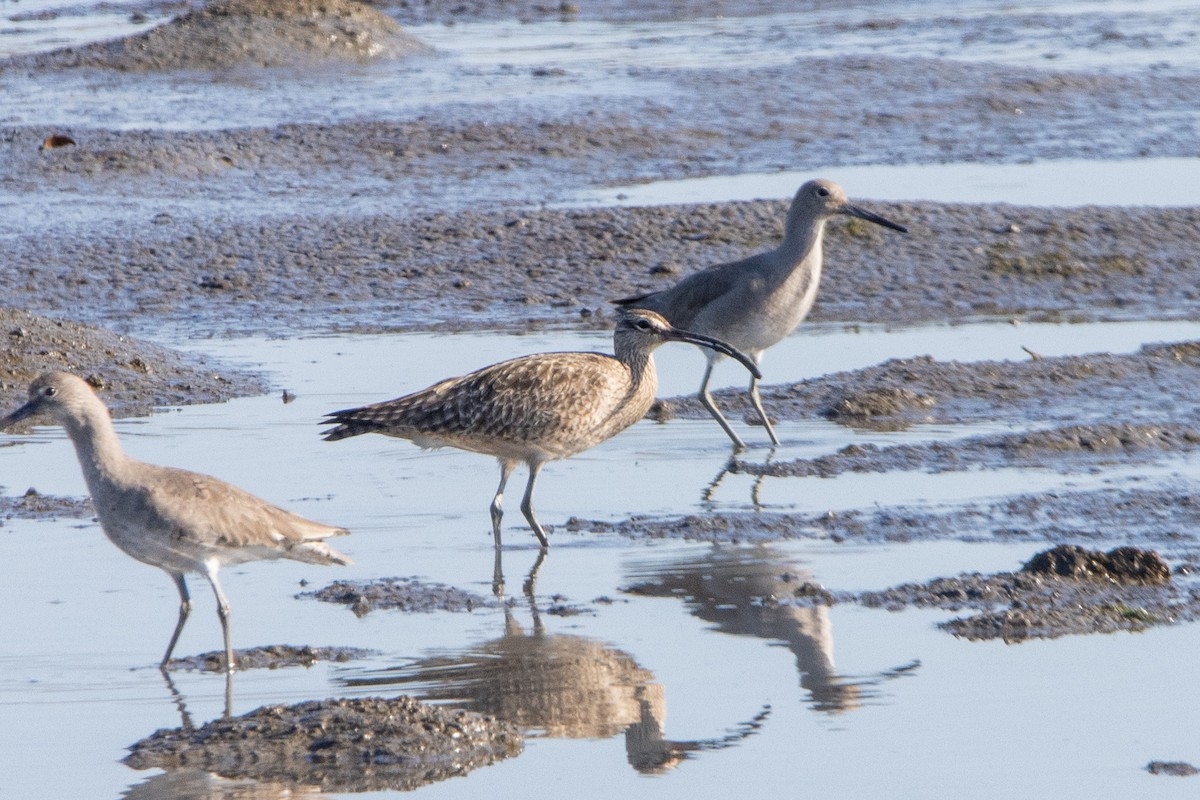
63, 403, 130, 489
778, 210, 827, 270
614, 343, 658, 393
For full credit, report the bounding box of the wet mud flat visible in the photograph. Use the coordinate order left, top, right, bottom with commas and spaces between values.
852, 544, 1197, 643
4, 3, 1200, 339
124, 696, 523, 792
0, 486, 93, 520
166, 644, 377, 672
0, 307, 267, 423
302, 576, 497, 616
4, 190, 1199, 338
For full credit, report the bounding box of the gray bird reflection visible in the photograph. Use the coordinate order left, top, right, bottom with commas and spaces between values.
624, 544, 918, 714
340, 593, 768, 773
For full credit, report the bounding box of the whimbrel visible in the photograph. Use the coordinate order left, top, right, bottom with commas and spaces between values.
322, 308, 760, 548
0, 372, 352, 672
614, 179, 907, 449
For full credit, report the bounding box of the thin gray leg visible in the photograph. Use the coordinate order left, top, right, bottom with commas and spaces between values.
203, 563, 235, 673
519, 461, 550, 548
491, 459, 517, 548
698, 361, 746, 451
748, 373, 780, 446
492, 545, 505, 598
161, 572, 192, 667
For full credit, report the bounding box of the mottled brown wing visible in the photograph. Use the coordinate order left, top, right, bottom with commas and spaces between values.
324, 352, 629, 452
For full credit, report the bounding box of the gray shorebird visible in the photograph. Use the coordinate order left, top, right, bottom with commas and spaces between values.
0, 372, 352, 672
614, 179, 907, 449
322, 308, 761, 549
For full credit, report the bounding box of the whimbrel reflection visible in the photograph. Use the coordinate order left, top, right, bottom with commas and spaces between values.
624, 544, 917, 713
341, 591, 766, 773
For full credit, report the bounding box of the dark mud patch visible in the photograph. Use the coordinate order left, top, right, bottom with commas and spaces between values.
10, 0, 429, 72
572, 484, 1200, 550
302, 576, 496, 616
0, 307, 267, 420
731, 423, 1200, 479
1022, 543, 1171, 584
855, 546, 1196, 642
0, 487, 92, 520
665, 340, 1200, 432
124, 696, 523, 792
1148, 761, 1200, 777
165, 644, 375, 672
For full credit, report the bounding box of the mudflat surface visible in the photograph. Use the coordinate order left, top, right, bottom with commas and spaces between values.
0, 307, 267, 417
124, 696, 523, 792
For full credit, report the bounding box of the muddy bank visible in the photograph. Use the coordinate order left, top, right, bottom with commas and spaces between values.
731, 423, 1200, 480
572, 484, 1200, 551
302, 576, 496, 616
852, 545, 1198, 642
10, 0, 428, 72
124, 695, 523, 792
663, 340, 1200, 433
3, 191, 1198, 337
166, 644, 375, 672
0, 487, 92, 520
0, 307, 267, 418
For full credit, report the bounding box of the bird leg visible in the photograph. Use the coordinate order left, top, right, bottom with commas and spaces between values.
492, 545, 505, 598
203, 562, 235, 673
520, 461, 550, 548
161, 572, 192, 667
747, 373, 780, 446
490, 459, 517, 549
698, 362, 746, 451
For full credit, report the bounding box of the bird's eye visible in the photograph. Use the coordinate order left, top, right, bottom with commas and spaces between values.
42, 386, 57, 398
816, 187, 830, 197
635, 318, 653, 330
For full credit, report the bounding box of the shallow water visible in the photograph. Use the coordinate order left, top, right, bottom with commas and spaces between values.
566, 157, 1200, 208
4, 321, 1200, 799
4, 0, 1200, 796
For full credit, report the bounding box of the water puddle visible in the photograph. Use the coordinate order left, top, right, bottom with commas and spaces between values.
566, 157, 1200, 209
3, 318, 1200, 797
0, 0, 168, 58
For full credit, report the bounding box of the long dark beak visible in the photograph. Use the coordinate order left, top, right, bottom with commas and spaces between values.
845, 203, 907, 233
668, 328, 763, 380
0, 399, 43, 431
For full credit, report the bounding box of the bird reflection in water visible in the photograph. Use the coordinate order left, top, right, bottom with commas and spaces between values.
341, 582, 768, 773
121, 768, 328, 800
624, 544, 919, 714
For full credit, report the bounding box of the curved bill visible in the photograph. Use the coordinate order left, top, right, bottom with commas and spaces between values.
667, 328, 763, 380
845, 203, 907, 233
1, 399, 42, 430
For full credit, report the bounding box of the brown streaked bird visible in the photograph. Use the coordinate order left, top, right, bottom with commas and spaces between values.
614, 179, 907, 449
0, 372, 352, 672
322, 308, 761, 549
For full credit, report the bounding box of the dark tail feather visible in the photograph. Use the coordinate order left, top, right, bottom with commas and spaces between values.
610, 293, 652, 306
321, 410, 384, 442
